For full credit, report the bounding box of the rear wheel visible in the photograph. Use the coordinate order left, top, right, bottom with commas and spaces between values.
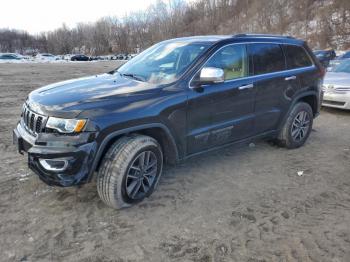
277, 102, 313, 149
97, 135, 163, 209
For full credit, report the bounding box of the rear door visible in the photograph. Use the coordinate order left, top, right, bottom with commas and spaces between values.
247, 43, 300, 134
282, 44, 317, 104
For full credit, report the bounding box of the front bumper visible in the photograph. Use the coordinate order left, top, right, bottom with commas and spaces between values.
322, 91, 350, 110
13, 123, 98, 187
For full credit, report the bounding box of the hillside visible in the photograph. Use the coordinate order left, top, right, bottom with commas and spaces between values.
0, 0, 349, 55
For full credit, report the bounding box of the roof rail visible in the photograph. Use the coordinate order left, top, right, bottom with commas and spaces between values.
234, 33, 295, 39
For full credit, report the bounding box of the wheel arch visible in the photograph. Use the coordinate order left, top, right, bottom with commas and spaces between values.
278, 91, 318, 133
297, 93, 318, 117
88, 123, 179, 182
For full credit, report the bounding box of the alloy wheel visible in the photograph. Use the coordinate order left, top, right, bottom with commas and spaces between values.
291, 110, 310, 142
126, 150, 158, 200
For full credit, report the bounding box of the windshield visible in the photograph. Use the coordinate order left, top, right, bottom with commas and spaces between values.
330, 59, 350, 73
116, 41, 210, 84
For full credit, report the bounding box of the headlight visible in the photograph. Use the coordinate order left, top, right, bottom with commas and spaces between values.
46, 117, 86, 133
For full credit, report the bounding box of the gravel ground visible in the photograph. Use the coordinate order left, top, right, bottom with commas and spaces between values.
0, 62, 349, 262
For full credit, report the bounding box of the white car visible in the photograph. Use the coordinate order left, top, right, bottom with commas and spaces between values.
36, 53, 58, 61
128, 53, 138, 59
322, 59, 350, 110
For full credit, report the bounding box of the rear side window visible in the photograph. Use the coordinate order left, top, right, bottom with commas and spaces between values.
283, 45, 313, 69
248, 43, 285, 75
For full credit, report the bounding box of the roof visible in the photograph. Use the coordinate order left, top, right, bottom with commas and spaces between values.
163, 35, 231, 43
233, 33, 295, 39
164, 34, 304, 45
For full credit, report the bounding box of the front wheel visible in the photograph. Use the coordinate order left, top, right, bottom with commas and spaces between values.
277, 102, 313, 149
97, 135, 163, 209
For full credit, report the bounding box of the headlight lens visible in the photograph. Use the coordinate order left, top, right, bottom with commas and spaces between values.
46, 117, 86, 133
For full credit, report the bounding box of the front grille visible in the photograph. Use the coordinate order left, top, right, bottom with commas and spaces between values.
334, 87, 350, 93
21, 105, 47, 136
325, 85, 350, 94
322, 100, 346, 106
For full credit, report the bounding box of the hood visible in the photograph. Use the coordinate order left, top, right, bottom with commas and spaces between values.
28, 73, 158, 118
324, 72, 350, 87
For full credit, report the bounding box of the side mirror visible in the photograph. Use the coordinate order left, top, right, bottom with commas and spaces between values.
199, 67, 225, 84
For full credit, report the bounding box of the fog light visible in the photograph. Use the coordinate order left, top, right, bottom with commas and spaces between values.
39, 159, 68, 171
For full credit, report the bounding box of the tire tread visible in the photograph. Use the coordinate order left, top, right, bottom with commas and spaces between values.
97, 135, 162, 209
276, 102, 313, 149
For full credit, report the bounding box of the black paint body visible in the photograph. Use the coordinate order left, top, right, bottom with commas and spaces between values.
13, 35, 323, 186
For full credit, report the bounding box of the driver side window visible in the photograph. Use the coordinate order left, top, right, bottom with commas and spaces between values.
204, 44, 248, 81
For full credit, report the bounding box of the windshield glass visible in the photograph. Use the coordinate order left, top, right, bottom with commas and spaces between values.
330, 59, 350, 73
116, 41, 210, 84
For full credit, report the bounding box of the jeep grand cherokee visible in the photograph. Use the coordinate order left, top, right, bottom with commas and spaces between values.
13, 34, 324, 209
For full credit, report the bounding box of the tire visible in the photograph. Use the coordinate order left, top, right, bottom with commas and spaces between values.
97, 135, 163, 209
276, 102, 313, 149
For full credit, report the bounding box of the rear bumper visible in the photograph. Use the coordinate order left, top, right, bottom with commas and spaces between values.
13, 123, 98, 187
322, 92, 350, 110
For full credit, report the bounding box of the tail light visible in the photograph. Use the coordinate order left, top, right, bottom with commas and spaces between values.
318, 66, 326, 78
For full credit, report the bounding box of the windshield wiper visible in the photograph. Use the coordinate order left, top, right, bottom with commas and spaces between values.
120, 72, 145, 82
107, 69, 116, 74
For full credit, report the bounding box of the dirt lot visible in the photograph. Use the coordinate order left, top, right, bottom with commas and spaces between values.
0, 62, 349, 262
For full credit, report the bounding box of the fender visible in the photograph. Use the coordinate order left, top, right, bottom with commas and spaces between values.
277, 90, 318, 132
87, 123, 179, 181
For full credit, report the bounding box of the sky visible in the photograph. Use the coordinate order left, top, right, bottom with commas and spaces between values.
0, 0, 162, 34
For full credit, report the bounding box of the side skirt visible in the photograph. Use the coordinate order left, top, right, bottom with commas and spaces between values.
183, 130, 278, 161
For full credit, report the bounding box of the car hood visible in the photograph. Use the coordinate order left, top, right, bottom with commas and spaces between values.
28, 73, 158, 118
324, 72, 350, 86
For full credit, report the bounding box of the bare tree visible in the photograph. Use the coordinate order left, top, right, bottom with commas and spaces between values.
1, 0, 349, 54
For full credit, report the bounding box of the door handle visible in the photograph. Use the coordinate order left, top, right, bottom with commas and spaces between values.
238, 83, 254, 90
285, 76, 296, 81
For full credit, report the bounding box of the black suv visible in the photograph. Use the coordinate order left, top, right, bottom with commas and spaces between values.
13, 34, 324, 209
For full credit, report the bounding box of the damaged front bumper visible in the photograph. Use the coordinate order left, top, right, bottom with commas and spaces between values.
13, 123, 98, 187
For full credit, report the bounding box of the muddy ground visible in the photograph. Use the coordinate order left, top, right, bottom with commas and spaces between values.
0, 62, 349, 262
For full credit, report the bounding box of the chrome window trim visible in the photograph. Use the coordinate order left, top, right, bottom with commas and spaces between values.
189, 41, 316, 89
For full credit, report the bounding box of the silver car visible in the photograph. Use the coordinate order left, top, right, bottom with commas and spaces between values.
322, 59, 350, 110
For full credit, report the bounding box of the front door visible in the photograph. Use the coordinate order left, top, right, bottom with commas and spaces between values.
186, 44, 256, 154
